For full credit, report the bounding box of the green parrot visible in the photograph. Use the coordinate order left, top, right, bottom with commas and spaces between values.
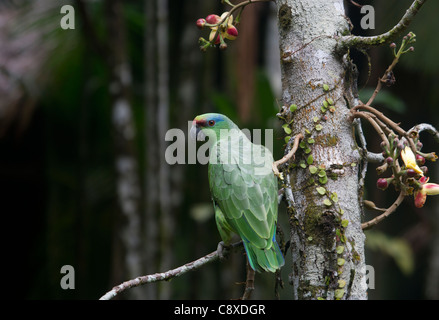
190, 113, 284, 272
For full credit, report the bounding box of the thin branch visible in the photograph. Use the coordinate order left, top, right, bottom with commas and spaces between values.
99, 242, 242, 300
341, 0, 427, 48
353, 105, 406, 137
351, 111, 390, 147
272, 133, 304, 177
361, 192, 405, 230
366, 152, 384, 163
408, 123, 439, 142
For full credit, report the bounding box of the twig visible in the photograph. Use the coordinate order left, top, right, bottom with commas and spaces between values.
99, 241, 242, 300
361, 192, 405, 230
350, 111, 390, 147
408, 123, 439, 142
241, 260, 255, 300
341, 0, 427, 48
366, 152, 384, 163
272, 133, 304, 177
353, 105, 405, 137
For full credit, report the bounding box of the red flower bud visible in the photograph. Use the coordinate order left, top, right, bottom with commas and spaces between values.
407, 169, 417, 178
416, 154, 425, 166
226, 26, 238, 40
377, 178, 388, 190
206, 14, 221, 24
196, 18, 206, 29
386, 157, 394, 165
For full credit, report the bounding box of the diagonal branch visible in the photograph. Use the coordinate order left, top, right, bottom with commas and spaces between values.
99, 241, 243, 300
341, 0, 427, 48
272, 133, 304, 177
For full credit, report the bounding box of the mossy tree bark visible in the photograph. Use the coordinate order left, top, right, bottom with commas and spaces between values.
276, 0, 367, 299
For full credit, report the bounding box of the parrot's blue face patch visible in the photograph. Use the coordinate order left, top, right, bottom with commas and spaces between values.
204, 115, 225, 127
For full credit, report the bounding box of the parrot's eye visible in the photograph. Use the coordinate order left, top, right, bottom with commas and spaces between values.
208, 120, 215, 126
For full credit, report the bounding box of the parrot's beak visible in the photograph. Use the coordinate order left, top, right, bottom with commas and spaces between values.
190, 120, 206, 141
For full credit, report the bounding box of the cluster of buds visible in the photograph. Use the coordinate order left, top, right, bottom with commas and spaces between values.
197, 12, 238, 51
390, 32, 416, 57
376, 133, 439, 208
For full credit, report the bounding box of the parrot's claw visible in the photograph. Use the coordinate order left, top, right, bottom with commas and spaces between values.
217, 241, 231, 261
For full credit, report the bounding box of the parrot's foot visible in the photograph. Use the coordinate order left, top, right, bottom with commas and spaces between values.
217, 241, 231, 261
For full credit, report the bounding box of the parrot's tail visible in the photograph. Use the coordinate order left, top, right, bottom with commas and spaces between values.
243, 235, 285, 273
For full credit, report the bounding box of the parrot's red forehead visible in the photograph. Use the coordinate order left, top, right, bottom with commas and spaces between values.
193, 116, 207, 127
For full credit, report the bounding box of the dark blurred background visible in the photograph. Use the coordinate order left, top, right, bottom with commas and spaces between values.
0, 0, 437, 299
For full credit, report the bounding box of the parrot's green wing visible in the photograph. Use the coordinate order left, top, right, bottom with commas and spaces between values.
209, 133, 284, 272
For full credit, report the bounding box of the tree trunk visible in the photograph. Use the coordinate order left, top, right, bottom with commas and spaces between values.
276, 0, 367, 299
106, 0, 144, 299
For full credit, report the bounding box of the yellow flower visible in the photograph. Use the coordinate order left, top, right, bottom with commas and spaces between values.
401, 146, 423, 176
414, 176, 439, 208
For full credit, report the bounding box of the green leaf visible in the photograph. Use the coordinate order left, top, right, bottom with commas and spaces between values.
323, 198, 332, 206
319, 176, 328, 184
318, 170, 326, 177
308, 138, 315, 144
316, 187, 326, 195
337, 258, 345, 266
284, 136, 291, 144
336, 246, 344, 254
341, 219, 349, 228
315, 124, 323, 131
307, 155, 314, 165
309, 165, 318, 174
313, 116, 319, 123
282, 124, 292, 134
290, 104, 298, 112
323, 84, 329, 91
331, 192, 338, 203
334, 289, 344, 299
338, 279, 346, 288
